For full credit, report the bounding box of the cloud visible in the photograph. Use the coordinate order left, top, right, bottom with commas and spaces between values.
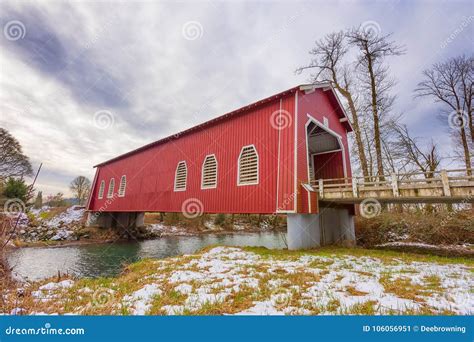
0, 0, 472, 195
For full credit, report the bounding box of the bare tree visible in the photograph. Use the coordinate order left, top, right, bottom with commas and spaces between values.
346, 29, 405, 179
392, 124, 441, 178
415, 55, 473, 175
296, 31, 370, 178
70, 176, 91, 205
0, 128, 33, 180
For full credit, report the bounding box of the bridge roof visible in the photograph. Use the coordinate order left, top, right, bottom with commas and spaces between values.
94, 83, 350, 167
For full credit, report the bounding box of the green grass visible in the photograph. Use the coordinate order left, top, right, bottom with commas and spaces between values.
242, 246, 474, 266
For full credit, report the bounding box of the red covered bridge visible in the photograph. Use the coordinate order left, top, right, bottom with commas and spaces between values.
86, 83, 356, 249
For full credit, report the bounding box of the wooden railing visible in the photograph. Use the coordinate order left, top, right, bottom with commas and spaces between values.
309, 169, 474, 203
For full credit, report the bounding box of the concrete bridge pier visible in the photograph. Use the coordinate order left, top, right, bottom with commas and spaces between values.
86, 212, 145, 229
287, 209, 355, 250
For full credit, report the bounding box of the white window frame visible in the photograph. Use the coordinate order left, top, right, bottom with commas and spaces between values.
174, 161, 187, 191
98, 180, 105, 199
201, 154, 218, 189
107, 178, 115, 198
237, 144, 259, 186
118, 175, 126, 197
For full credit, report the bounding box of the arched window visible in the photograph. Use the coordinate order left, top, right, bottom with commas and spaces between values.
201, 154, 217, 189
118, 175, 126, 197
98, 180, 105, 199
107, 178, 115, 198
238, 145, 259, 185
174, 161, 187, 191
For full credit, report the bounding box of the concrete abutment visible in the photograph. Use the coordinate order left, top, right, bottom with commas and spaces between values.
287, 208, 355, 250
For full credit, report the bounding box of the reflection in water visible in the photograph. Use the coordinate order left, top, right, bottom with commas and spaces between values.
8, 232, 287, 281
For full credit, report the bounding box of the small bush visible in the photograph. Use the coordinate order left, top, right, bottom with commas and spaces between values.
39, 212, 51, 220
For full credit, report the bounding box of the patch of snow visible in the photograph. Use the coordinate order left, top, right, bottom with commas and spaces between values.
377, 241, 472, 252
30, 312, 57, 315
233, 224, 246, 230
32, 280, 74, 302
170, 271, 207, 283
175, 283, 193, 295
146, 223, 190, 236
122, 284, 162, 315
10, 308, 26, 315
29, 206, 51, 219
39, 280, 74, 291
185, 292, 229, 310
46, 206, 84, 227
162, 305, 185, 315
50, 230, 73, 241
235, 301, 285, 315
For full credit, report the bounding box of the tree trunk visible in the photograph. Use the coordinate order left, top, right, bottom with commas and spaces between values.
460, 125, 472, 176
468, 109, 473, 143
346, 96, 370, 178
367, 55, 385, 180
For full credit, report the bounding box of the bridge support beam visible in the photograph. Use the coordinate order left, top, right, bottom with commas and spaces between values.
287, 209, 355, 250
86, 212, 145, 229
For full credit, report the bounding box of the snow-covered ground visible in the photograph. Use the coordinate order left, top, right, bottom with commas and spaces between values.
12, 206, 86, 242
45, 206, 85, 227
146, 223, 191, 236
5, 247, 473, 315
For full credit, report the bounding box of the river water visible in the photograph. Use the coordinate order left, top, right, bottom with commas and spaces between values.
7, 232, 287, 281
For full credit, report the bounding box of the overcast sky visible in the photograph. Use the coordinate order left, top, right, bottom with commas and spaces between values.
0, 0, 472, 196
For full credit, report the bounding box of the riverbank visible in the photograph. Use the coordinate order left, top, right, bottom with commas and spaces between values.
2, 246, 472, 315
10, 226, 287, 249
5, 206, 286, 248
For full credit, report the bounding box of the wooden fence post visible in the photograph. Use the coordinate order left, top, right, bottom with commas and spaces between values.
440, 170, 451, 197
391, 173, 399, 197
318, 179, 324, 199
352, 177, 358, 198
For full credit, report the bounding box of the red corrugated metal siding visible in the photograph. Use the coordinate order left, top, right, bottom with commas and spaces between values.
87, 86, 352, 215
296, 88, 353, 213
89, 95, 296, 214
276, 95, 296, 212
298, 185, 318, 214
